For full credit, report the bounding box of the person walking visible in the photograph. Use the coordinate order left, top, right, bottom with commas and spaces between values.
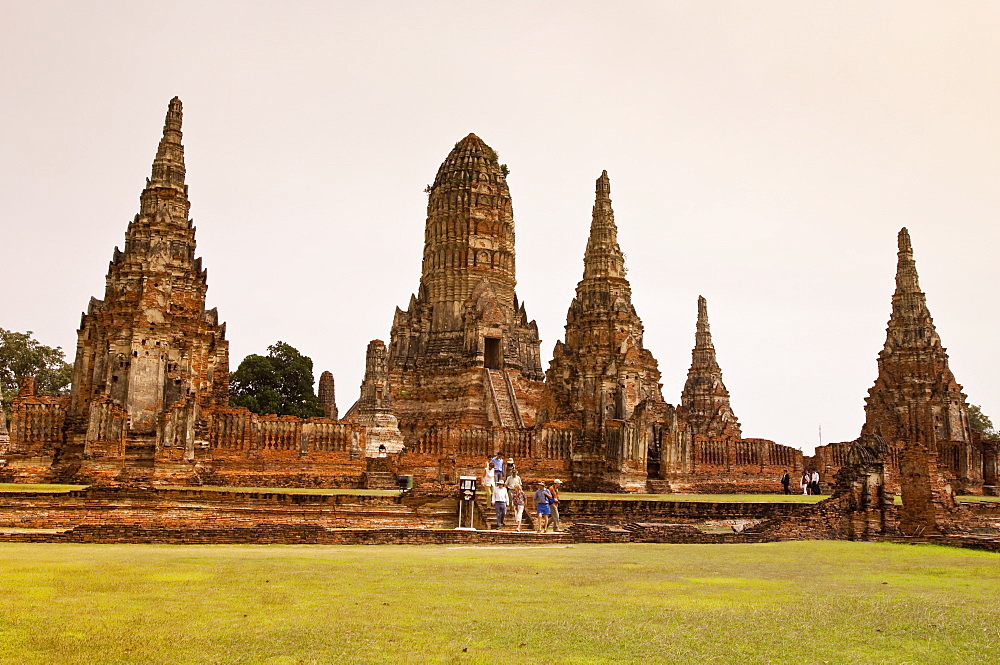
506, 468, 523, 493
533, 481, 552, 533
510, 484, 526, 531
811, 470, 821, 496
800, 471, 810, 495
482, 460, 496, 502
549, 479, 563, 532
492, 480, 509, 528
491, 453, 504, 483
506, 458, 517, 480
780, 470, 791, 495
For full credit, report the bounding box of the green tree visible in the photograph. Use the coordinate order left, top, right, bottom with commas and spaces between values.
968, 404, 996, 438
229, 341, 324, 418
0, 328, 73, 397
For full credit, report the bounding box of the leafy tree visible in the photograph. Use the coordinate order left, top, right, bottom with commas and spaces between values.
968, 404, 996, 438
0, 328, 73, 398
229, 341, 324, 418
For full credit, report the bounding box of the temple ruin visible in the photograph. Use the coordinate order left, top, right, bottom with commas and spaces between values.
2, 98, 997, 499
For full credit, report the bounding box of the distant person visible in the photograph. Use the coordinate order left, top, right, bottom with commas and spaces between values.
533, 481, 552, 533
506, 458, 517, 479
491, 453, 504, 483
482, 460, 496, 502
811, 470, 821, 495
492, 480, 509, 528
549, 479, 563, 532
800, 471, 810, 495
780, 470, 791, 495
510, 484, 526, 532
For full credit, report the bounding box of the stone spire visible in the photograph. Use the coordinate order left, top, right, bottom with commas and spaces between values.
386, 134, 544, 428
583, 171, 625, 280
678, 296, 741, 440
66, 97, 229, 437
140, 96, 189, 224
862, 228, 970, 446
345, 340, 403, 456
318, 371, 338, 420
542, 171, 667, 488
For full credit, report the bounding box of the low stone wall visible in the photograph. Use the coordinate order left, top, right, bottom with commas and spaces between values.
560, 499, 815, 523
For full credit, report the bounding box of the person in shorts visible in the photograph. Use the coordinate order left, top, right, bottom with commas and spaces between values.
533, 481, 552, 533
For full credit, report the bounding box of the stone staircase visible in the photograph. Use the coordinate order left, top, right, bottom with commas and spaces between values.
361, 457, 399, 490
645, 479, 673, 494
486, 369, 520, 428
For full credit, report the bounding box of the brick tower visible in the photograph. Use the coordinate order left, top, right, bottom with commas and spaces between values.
317, 371, 338, 420
65, 97, 229, 465
863, 228, 971, 446
388, 134, 544, 429
540, 171, 670, 489
678, 296, 741, 441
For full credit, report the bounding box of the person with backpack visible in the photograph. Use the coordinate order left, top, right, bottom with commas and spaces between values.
533, 481, 552, 533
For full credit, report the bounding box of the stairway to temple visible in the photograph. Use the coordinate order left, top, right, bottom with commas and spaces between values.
362, 458, 400, 490
486, 369, 519, 428
646, 479, 673, 494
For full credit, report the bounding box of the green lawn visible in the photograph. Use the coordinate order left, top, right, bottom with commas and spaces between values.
0, 484, 88, 493
160, 485, 401, 496
0, 541, 997, 664
560, 492, 828, 502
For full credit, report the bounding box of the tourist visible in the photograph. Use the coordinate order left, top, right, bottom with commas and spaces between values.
506, 458, 517, 479
510, 483, 526, 531
491, 453, 504, 483
506, 468, 523, 492
780, 470, 791, 495
492, 480, 509, 528
533, 481, 552, 533
549, 479, 562, 532
800, 471, 810, 495
811, 470, 821, 495
482, 460, 496, 502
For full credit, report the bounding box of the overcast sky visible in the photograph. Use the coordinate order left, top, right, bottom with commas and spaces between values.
3, 2, 999, 454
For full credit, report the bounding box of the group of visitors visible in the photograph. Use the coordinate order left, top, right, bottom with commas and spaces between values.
482, 453, 562, 532
779, 469, 822, 495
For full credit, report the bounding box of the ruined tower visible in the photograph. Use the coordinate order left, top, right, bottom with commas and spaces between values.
678, 296, 741, 441
344, 340, 404, 456
862, 228, 980, 488
863, 228, 970, 446
388, 134, 544, 429
540, 171, 671, 490
65, 97, 229, 464
317, 371, 338, 420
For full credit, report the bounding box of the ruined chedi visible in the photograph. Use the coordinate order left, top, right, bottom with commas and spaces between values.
317, 371, 338, 420
344, 340, 404, 456
64, 97, 230, 464
862, 228, 981, 486
863, 228, 971, 446
388, 134, 545, 431
539, 171, 673, 490
678, 296, 742, 441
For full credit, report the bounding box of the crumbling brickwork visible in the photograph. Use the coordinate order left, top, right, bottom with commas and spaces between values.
538, 172, 673, 490
814, 228, 998, 494
387, 134, 545, 430
344, 340, 404, 456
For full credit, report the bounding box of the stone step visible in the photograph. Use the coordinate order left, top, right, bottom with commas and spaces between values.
362, 471, 399, 490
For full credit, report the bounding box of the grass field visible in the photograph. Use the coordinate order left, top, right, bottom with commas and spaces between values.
0, 541, 998, 664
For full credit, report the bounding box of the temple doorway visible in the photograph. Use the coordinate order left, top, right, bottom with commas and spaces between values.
484, 337, 502, 369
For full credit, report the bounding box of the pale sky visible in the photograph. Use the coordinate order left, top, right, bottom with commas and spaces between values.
3, 2, 999, 454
